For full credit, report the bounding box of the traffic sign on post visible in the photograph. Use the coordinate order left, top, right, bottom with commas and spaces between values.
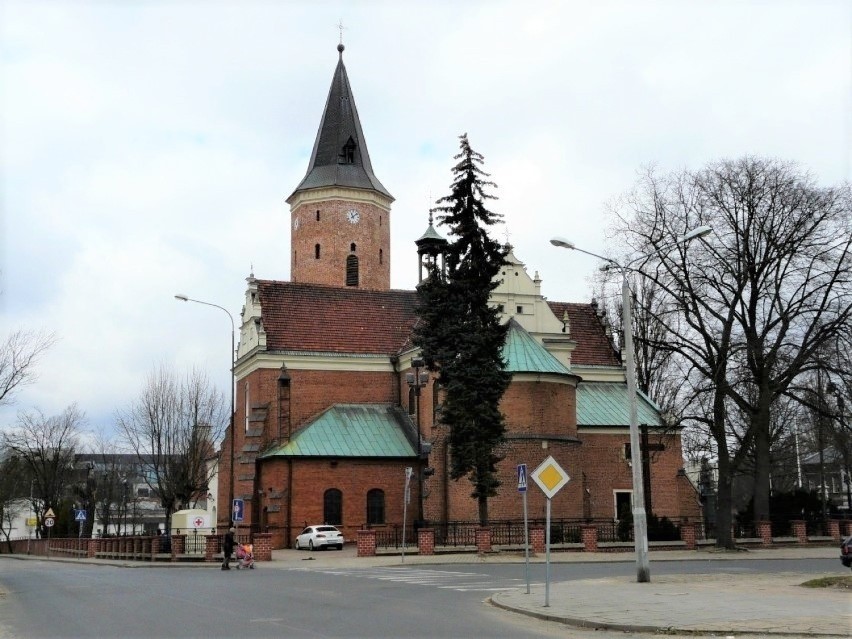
531, 456, 570, 499
517, 463, 528, 493
232, 498, 244, 522
44, 517, 55, 528
75, 509, 87, 522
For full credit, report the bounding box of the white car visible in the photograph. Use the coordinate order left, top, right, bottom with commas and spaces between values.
294, 525, 345, 551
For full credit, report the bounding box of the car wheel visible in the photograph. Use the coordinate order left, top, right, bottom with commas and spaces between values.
294, 539, 301, 550
309, 540, 314, 551
337, 545, 343, 551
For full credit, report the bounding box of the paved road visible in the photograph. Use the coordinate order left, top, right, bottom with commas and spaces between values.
1, 546, 848, 638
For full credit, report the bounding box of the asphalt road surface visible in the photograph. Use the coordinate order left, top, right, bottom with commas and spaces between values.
0, 557, 840, 639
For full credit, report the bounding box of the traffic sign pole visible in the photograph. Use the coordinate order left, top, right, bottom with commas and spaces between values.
518, 463, 530, 595
545, 497, 551, 607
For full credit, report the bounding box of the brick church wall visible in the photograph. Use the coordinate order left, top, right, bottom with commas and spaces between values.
259, 457, 419, 547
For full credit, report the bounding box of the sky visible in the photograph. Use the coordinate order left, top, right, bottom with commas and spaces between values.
1, 0, 850, 438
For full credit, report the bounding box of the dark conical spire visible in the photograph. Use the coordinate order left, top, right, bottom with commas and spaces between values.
287, 45, 392, 203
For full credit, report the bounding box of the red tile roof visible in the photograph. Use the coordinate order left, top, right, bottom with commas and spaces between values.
256, 280, 620, 366
257, 281, 419, 355
547, 301, 621, 367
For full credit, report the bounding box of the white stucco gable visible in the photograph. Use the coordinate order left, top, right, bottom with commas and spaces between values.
490, 247, 576, 368
237, 274, 267, 360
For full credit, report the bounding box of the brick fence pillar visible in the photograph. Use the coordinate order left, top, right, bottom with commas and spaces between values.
252, 533, 272, 561
757, 520, 773, 545
171, 534, 185, 561
680, 521, 696, 550
842, 521, 852, 537
418, 528, 435, 556
475, 528, 492, 554
792, 520, 807, 543
581, 525, 598, 552
530, 527, 545, 554
87, 538, 99, 559
357, 529, 376, 557
827, 520, 841, 541
205, 535, 219, 561
151, 536, 161, 561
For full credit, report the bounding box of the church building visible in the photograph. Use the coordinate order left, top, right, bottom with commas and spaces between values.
221, 44, 700, 548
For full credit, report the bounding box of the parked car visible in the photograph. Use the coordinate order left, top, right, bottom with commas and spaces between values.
294, 525, 345, 551
841, 536, 852, 570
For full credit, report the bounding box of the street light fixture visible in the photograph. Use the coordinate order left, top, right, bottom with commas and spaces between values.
550, 225, 710, 583
174, 294, 236, 529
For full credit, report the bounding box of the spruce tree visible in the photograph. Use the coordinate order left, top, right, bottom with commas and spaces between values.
414, 133, 510, 526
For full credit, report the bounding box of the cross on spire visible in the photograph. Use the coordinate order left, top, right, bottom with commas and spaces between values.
337, 19, 346, 45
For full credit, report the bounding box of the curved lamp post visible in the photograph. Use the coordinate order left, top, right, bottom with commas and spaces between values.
174, 294, 236, 528
550, 225, 710, 583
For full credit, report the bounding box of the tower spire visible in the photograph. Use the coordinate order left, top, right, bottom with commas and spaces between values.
286, 44, 392, 204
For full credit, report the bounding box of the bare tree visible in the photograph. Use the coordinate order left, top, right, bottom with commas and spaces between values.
0, 329, 55, 407
116, 366, 225, 531
2, 405, 84, 537
611, 158, 852, 547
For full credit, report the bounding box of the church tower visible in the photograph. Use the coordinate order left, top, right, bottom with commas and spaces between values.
286, 44, 393, 290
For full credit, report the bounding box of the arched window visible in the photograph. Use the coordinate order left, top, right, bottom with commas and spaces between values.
324, 489, 342, 525
315, 244, 321, 259
350, 243, 357, 252
379, 248, 383, 265
366, 489, 385, 525
408, 386, 416, 415
346, 254, 359, 287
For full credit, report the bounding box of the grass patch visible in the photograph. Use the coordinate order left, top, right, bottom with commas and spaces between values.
800, 575, 852, 590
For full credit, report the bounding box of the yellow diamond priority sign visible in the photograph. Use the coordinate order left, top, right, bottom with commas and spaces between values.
531, 456, 570, 499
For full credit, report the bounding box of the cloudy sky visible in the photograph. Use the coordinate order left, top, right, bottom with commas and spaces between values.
2, 0, 850, 438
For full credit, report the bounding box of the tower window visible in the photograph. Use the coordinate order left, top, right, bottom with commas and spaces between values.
350, 243, 356, 252
315, 244, 321, 259
379, 248, 383, 265
316, 210, 320, 221
339, 137, 356, 164
346, 254, 359, 287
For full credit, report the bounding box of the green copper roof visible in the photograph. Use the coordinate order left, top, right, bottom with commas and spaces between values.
503, 319, 573, 376
260, 404, 416, 458
576, 382, 663, 427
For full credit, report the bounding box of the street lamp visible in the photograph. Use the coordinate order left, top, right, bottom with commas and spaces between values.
122, 479, 129, 536
550, 225, 710, 583
406, 357, 430, 524
175, 294, 236, 529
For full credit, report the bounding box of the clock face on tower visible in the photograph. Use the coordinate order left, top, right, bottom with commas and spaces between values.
346, 208, 360, 224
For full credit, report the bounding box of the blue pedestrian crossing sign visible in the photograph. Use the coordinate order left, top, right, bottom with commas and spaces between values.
517, 464, 528, 493
74, 509, 87, 522
232, 498, 245, 522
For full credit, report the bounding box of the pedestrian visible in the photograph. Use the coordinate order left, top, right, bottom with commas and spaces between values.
222, 527, 236, 570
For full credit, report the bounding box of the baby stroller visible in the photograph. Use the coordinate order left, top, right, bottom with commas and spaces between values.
235, 543, 255, 569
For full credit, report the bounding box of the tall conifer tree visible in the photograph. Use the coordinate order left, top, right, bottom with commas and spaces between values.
414, 134, 510, 525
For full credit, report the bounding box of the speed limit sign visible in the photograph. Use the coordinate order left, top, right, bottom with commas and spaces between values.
44, 517, 55, 527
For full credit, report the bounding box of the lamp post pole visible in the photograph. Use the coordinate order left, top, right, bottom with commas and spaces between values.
407, 357, 429, 524
550, 225, 710, 583
175, 294, 236, 529
122, 479, 128, 536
